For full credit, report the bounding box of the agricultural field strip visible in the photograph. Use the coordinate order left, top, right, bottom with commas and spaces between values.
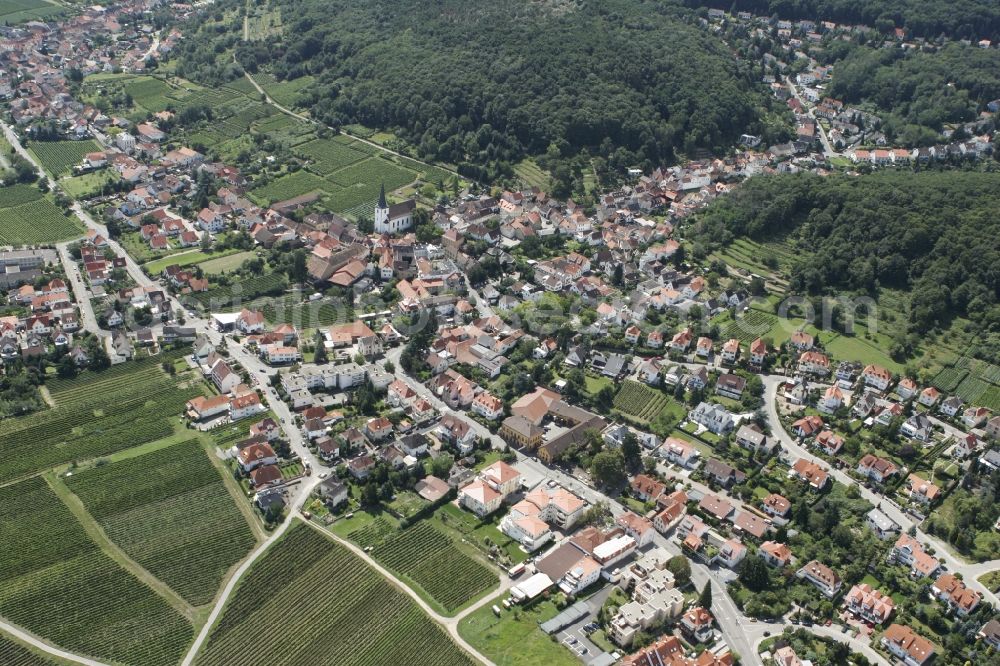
0, 198, 84, 245
0, 373, 199, 483
614, 380, 669, 424
0, 477, 192, 666
195, 523, 474, 666
0, 634, 67, 666
29, 140, 101, 176
351, 520, 497, 612
65, 439, 258, 607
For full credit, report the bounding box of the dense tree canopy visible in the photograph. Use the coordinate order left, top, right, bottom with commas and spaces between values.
687, 0, 1000, 41
827, 43, 1000, 145
225, 0, 774, 178
690, 171, 1000, 336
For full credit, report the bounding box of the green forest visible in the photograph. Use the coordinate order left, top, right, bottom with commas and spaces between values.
690, 171, 1000, 356
827, 43, 1000, 146
178, 0, 782, 181
686, 0, 1000, 41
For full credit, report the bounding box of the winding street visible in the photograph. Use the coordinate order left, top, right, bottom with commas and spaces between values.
761, 376, 1000, 608
381, 345, 892, 665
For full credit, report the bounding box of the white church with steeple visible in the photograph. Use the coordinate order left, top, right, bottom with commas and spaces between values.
373, 183, 415, 234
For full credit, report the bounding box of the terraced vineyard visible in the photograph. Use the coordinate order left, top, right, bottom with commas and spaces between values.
196, 523, 475, 666
0, 635, 65, 666
358, 521, 497, 613
0, 359, 200, 482
0, 196, 83, 245
65, 439, 258, 606
932, 356, 1000, 409
613, 380, 670, 424
0, 478, 193, 666
28, 139, 101, 176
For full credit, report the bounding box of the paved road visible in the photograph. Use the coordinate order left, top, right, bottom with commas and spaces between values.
761, 376, 1000, 607
0, 621, 111, 666
56, 241, 107, 337
380, 346, 765, 663
784, 76, 839, 159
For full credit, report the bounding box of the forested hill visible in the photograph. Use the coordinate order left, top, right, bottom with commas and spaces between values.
227, 0, 776, 179
690, 172, 1000, 336
685, 0, 1000, 41
827, 44, 1000, 146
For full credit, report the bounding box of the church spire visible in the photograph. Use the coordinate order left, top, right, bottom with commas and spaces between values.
377, 183, 387, 209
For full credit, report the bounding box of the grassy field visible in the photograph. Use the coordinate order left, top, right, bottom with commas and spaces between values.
197, 250, 256, 274
0, 353, 200, 483
143, 249, 225, 275
28, 140, 101, 177
0, 0, 62, 23
0, 193, 83, 246
64, 439, 258, 606
59, 169, 120, 198
252, 72, 315, 109
194, 522, 475, 666
358, 521, 498, 614
0, 477, 193, 666
458, 594, 577, 666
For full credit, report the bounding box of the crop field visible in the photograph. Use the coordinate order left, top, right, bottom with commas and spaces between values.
330, 156, 417, 190
44, 351, 186, 405
0, 184, 43, 207
65, 439, 257, 606
513, 159, 551, 190
360, 521, 497, 613
0, 634, 65, 666
0, 360, 199, 483
253, 73, 315, 109
932, 356, 1000, 409
0, 477, 193, 666
0, 197, 83, 245
725, 308, 780, 343
297, 138, 367, 174
195, 523, 475, 666
261, 295, 354, 329
59, 169, 120, 199
613, 380, 670, 424
0, 0, 62, 23
251, 170, 330, 205
188, 273, 287, 309
29, 140, 101, 176
123, 76, 177, 113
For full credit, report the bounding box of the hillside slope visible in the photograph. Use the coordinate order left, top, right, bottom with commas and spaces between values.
217, 0, 775, 178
